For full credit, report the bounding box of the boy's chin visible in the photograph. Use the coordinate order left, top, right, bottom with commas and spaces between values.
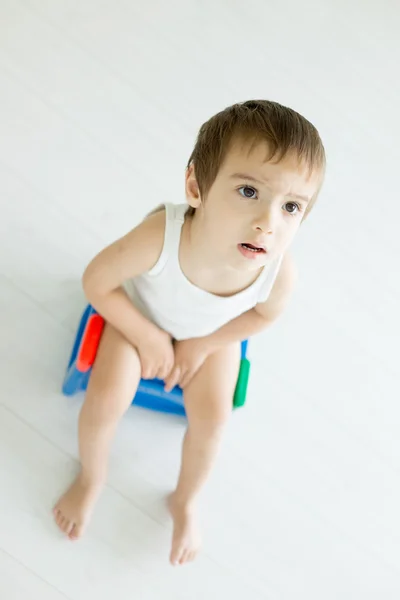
232, 256, 268, 272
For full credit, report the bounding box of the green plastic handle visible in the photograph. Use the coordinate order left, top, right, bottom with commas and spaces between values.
233, 358, 250, 409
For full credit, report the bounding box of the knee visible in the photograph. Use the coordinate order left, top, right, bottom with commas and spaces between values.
187, 404, 232, 439
81, 389, 122, 424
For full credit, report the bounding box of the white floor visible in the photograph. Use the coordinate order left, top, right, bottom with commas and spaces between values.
1, 1, 400, 598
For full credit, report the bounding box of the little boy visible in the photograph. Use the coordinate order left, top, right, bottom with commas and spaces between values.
53, 100, 325, 566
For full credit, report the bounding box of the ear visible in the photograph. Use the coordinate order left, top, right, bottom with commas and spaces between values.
185, 164, 202, 208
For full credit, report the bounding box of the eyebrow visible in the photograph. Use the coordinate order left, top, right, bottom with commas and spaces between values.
230, 172, 311, 203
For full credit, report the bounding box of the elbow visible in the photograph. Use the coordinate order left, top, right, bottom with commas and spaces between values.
81, 264, 119, 305
82, 272, 93, 304
81, 265, 101, 303
253, 306, 275, 326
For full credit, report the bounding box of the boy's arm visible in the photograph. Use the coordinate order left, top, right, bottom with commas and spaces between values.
82, 210, 166, 348
203, 253, 297, 352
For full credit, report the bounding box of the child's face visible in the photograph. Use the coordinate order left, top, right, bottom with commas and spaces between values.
187, 139, 321, 271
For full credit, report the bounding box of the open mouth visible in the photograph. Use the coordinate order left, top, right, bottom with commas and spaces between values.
239, 243, 266, 254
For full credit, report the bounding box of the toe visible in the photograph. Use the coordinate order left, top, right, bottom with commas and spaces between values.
69, 523, 83, 540
61, 519, 72, 534
56, 513, 64, 528
180, 549, 191, 565
170, 544, 183, 566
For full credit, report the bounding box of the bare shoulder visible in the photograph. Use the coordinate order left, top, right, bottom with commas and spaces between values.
255, 253, 297, 320
104, 206, 166, 269
82, 208, 166, 296
129, 206, 166, 251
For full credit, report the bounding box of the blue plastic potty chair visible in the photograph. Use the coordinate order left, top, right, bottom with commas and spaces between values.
62, 305, 251, 417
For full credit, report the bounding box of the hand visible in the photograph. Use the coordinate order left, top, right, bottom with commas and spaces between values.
137, 327, 175, 381
164, 338, 211, 392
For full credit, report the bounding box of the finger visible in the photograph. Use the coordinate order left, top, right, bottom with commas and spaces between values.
179, 369, 194, 389
141, 363, 152, 379
165, 366, 181, 392
164, 367, 178, 392
143, 362, 160, 379
142, 369, 155, 380
154, 366, 164, 380
158, 362, 174, 381
176, 367, 187, 388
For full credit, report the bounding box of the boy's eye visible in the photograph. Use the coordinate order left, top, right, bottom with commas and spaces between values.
284, 202, 300, 214
238, 186, 257, 199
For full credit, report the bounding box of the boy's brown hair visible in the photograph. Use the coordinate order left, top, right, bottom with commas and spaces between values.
187, 99, 325, 217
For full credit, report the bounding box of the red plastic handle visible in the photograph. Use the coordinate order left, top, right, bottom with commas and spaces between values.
76, 314, 105, 372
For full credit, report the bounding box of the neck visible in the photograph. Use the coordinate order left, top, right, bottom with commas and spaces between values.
183, 210, 225, 273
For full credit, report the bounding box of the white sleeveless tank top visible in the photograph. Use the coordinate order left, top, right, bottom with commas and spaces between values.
123, 203, 282, 340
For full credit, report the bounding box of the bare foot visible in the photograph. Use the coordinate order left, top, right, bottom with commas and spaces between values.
168, 494, 201, 566
53, 473, 102, 540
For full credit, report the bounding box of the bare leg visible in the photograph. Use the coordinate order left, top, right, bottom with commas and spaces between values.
169, 343, 240, 565
54, 324, 141, 539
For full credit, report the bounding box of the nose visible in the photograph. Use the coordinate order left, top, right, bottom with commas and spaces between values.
253, 206, 276, 235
